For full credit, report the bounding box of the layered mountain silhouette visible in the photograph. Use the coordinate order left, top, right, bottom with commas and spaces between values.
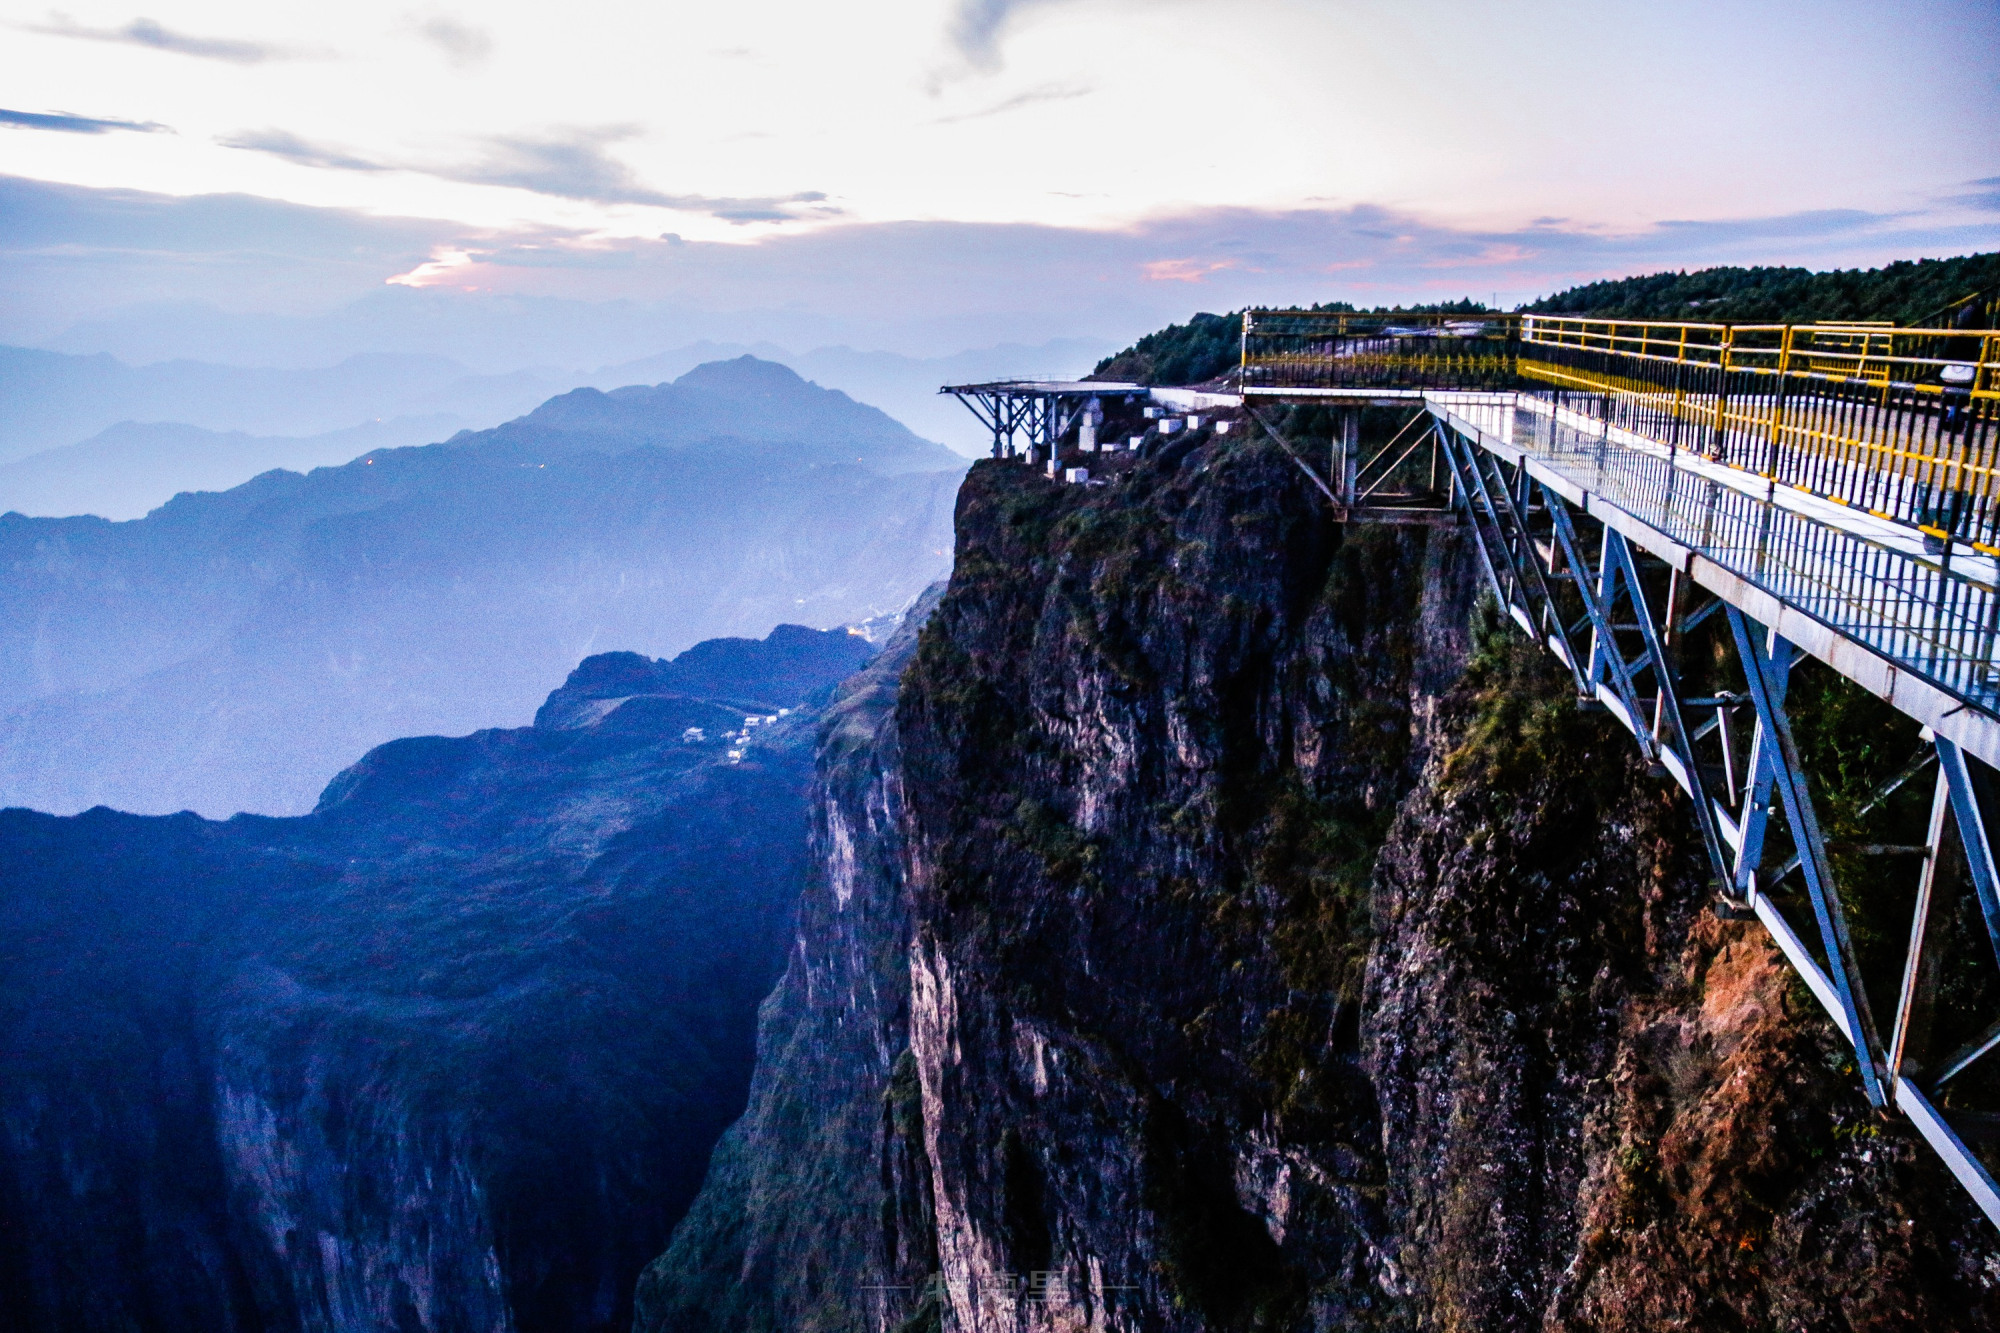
0, 344, 563, 467
0, 335, 1108, 517
0, 356, 963, 816
0, 418, 467, 522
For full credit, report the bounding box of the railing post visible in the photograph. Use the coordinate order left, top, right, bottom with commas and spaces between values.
1671, 326, 1690, 455
1767, 325, 1795, 480
1710, 325, 1734, 460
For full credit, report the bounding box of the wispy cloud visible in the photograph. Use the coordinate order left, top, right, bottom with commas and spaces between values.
1948, 176, 2000, 213
1141, 257, 1238, 283
412, 16, 492, 70
216, 122, 839, 223
32, 14, 289, 63
931, 83, 1088, 124
0, 106, 165, 134
1646, 209, 1900, 244
218, 129, 387, 172
386, 246, 479, 288
449, 127, 662, 204
449, 128, 838, 222
697, 194, 836, 224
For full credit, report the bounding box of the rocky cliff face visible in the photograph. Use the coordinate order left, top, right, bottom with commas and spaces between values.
0, 623, 873, 1333
645, 427, 2000, 1330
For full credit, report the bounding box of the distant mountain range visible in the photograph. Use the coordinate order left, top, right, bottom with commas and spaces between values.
0, 345, 563, 467
0, 335, 1110, 517
0, 418, 467, 523
0, 356, 963, 816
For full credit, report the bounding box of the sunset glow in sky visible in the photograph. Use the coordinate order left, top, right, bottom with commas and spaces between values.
2, 0, 1997, 358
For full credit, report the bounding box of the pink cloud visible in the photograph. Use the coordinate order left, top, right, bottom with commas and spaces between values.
1141, 257, 1238, 283
385, 246, 481, 288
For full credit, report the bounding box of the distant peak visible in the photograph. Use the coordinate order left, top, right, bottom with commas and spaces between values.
673, 356, 812, 394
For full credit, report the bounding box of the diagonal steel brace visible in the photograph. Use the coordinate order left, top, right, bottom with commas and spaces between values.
1730, 605, 1889, 1107
1603, 531, 1733, 892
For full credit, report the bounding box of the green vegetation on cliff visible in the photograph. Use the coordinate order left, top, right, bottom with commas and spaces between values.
1524, 251, 1999, 326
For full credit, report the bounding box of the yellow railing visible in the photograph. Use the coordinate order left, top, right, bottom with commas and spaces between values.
1519, 316, 1999, 398
1516, 316, 2000, 548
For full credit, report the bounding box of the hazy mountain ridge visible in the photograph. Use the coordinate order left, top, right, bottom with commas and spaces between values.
0, 334, 1112, 518
477, 357, 962, 474
0, 356, 961, 816
0, 343, 565, 467
0, 417, 467, 522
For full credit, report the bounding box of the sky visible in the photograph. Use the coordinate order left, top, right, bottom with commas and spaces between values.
2, 0, 1998, 367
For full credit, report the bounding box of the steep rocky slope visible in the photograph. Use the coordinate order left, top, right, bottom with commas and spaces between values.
644, 427, 2000, 1330
0, 624, 871, 1333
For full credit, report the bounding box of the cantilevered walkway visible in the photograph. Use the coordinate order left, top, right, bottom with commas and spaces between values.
946, 300, 2000, 1228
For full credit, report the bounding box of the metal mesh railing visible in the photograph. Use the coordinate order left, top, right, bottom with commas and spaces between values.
1518, 317, 2000, 551
1444, 393, 2000, 715
1242, 311, 1520, 390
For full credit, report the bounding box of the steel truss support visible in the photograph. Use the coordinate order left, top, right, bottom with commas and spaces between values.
1601, 531, 1733, 888
1431, 414, 2000, 1228
943, 387, 1092, 462
1435, 422, 1587, 684
1889, 738, 2000, 1223
948, 389, 1025, 459
1729, 605, 1888, 1106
